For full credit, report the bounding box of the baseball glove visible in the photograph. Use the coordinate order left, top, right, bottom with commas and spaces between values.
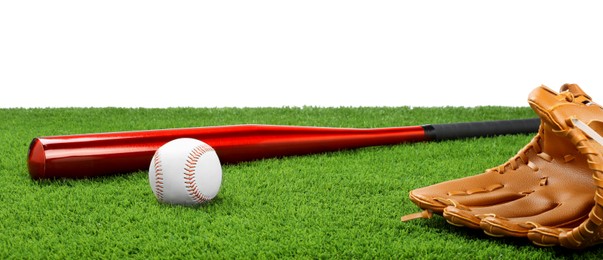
403, 84, 603, 249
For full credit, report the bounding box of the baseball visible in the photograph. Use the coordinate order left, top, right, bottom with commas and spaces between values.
148, 138, 222, 206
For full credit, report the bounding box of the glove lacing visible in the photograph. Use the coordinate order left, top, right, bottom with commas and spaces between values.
491, 130, 545, 174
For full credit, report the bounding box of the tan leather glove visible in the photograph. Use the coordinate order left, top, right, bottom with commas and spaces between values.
404, 84, 603, 249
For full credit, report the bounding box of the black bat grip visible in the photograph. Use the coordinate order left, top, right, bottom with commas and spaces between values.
422, 118, 540, 141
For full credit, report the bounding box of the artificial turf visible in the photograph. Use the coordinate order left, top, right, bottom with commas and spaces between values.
1, 106, 601, 259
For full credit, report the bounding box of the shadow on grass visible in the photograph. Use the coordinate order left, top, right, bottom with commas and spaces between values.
154, 196, 226, 209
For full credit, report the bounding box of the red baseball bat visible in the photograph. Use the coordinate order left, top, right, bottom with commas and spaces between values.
27, 118, 539, 179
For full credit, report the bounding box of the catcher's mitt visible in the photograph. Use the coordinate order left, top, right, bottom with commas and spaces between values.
403, 84, 603, 249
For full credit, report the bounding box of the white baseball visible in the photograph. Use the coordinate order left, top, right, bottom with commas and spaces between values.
148, 138, 222, 205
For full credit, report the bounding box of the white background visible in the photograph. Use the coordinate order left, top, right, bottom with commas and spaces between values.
1, 1, 602, 108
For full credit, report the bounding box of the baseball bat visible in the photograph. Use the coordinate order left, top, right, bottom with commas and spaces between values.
27, 118, 540, 179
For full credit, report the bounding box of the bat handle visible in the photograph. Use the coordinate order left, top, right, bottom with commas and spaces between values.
423, 118, 540, 141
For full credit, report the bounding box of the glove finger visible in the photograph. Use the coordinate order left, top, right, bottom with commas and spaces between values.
528, 201, 603, 249
441, 204, 551, 231
480, 216, 537, 238
410, 184, 526, 214
409, 166, 544, 213
442, 206, 484, 229
528, 227, 568, 247
442, 197, 556, 231
527, 225, 603, 249
444, 190, 594, 235
478, 196, 593, 238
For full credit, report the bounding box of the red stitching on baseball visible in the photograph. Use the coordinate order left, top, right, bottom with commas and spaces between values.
153, 152, 165, 200
183, 144, 215, 203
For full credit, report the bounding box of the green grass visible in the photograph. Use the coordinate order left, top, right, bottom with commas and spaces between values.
1, 106, 601, 259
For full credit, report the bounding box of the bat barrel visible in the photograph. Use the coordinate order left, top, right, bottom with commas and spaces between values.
28, 137, 154, 179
